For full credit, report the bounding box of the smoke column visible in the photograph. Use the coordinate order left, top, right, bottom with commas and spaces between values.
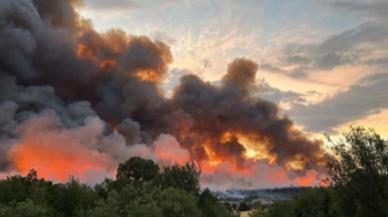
0, 0, 328, 188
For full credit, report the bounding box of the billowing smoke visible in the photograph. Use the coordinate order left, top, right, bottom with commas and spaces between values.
0, 0, 328, 188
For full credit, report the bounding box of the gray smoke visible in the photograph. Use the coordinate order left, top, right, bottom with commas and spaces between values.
0, 0, 327, 183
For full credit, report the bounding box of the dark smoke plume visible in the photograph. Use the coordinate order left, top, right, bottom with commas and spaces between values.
0, 0, 327, 187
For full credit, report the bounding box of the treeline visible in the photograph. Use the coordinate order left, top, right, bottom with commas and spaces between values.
0, 158, 237, 217
0, 127, 387, 217
249, 127, 388, 217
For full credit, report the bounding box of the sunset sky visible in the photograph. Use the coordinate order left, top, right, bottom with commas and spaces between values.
1, 0, 387, 189
80, 0, 388, 137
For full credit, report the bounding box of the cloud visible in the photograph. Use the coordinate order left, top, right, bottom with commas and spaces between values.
83, 0, 137, 10
291, 72, 388, 132
263, 0, 388, 82
332, 0, 388, 19
282, 23, 388, 71
272, 1, 388, 132
255, 79, 306, 106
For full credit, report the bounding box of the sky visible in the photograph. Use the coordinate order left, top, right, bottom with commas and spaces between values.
79, 0, 388, 138
1, 0, 387, 189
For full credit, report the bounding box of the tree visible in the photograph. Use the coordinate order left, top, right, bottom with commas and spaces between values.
291, 188, 334, 217
327, 127, 388, 217
116, 157, 160, 182
86, 191, 123, 217
266, 201, 295, 217
238, 201, 250, 212
159, 163, 200, 194
248, 202, 268, 217
157, 188, 201, 217
199, 189, 237, 217
0, 175, 31, 204
88, 186, 201, 217
51, 178, 98, 217
0, 157, 237, 217
25, 169, 38, 183
0, 200, 53, 217
256, 188, 334, 217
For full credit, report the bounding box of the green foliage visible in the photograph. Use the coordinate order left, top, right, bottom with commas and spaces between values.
86, 191, 122, 217
248, 203, 267, 217
327, 127, 388, 217
0, 200, 53, 217
198, 189, 238, 217
87, 185, 201, 217
158, 163, 200, 194
262, 127, 388, 217
238, 201, 250, 212
116, 157, 160, 182
259, 188, 335, 217
2, 128, 385, 217
51, 178, 99, 217
157, 188, 201, 217
0, 157, 235, 217
266, 200, 295, 217
291, 188, 334, 217
0, 175, 31, 204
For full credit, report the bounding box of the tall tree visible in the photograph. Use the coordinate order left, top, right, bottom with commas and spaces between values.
327, 127, 388, 217
159, 163, 200, 195
116, 157, 160, 182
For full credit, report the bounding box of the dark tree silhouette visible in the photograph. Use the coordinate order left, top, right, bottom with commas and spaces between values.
116, 157, 160, 182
